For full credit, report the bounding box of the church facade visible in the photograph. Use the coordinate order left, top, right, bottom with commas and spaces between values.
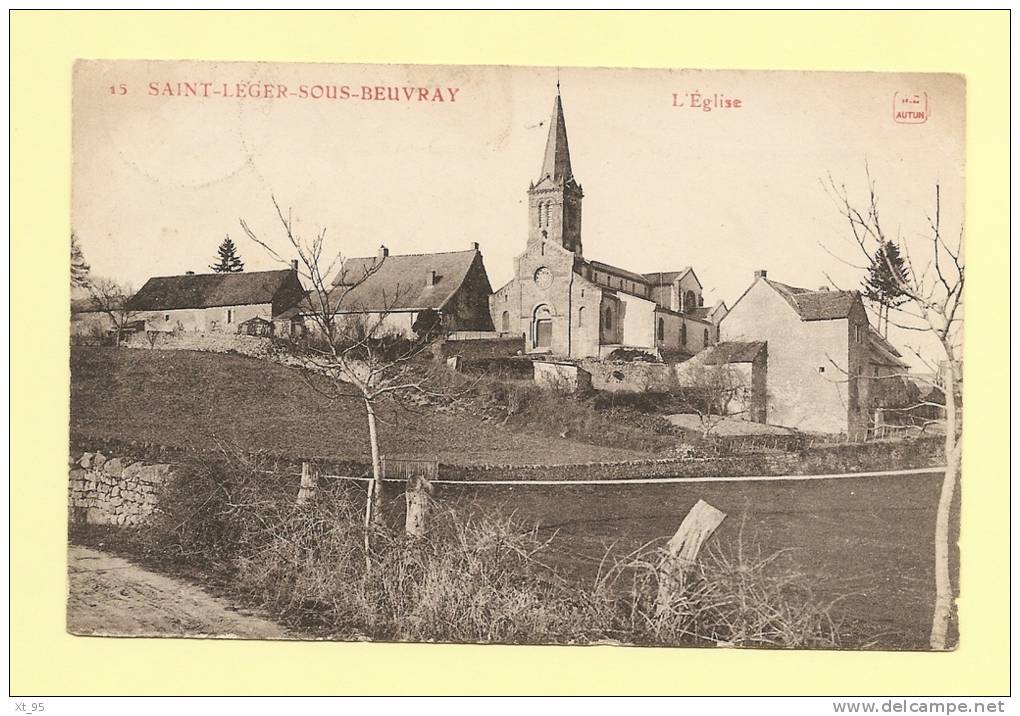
490, 92, 722, 360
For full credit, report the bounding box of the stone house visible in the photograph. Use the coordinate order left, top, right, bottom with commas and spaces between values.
125, 264, 306, 334
286, 244, 495, 338
719, 270, 910, 438
490, 91, 720, 359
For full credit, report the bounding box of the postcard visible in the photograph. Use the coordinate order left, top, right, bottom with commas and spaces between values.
68, 60, 964, 651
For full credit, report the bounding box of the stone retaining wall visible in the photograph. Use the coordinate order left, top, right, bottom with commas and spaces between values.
124, 330, 276, 359
68, 451, 175, 526
580, 358, 679, 393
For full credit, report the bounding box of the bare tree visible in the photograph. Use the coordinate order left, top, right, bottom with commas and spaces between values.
826, 169, 963, 650
88, 277, 138, 346
680, 363, 751, 439
240, 198, 450, 560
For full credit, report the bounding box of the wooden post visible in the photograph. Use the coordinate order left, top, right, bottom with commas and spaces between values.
296, 461, 318, 506
404, 472, 434, 538
655, 499, 727, 617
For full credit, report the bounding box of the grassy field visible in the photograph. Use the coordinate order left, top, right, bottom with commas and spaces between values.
417, 471, 956, 650
70, 346, 654, 465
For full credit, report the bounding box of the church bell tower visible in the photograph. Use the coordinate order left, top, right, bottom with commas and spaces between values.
527, 90, 583, 256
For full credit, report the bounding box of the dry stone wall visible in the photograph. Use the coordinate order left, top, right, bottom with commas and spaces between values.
580, 358, 679, 393
124, 330, 276, 359
67, 451, 175, 526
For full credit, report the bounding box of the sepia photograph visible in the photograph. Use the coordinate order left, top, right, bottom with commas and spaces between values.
67, 60, 964, 652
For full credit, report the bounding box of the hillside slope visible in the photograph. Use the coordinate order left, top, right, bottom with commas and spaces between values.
70, 347, 652, 465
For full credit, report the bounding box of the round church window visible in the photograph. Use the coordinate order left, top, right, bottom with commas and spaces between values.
533, 266, 553, 289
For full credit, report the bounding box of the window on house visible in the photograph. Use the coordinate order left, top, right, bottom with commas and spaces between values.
657, 317, 665, 342
855, 325, 862, 343
604, 308, 613, 330
818, 366, 826, 373
164, 314, 170, 322
501, 311, 510, 332
226, 309, 234, 324
680, 323, 687, 346
703, 328, 709, 345
578, 306, 585, 327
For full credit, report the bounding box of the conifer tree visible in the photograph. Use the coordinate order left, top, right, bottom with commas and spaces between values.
71, 232, 91, 289
210, 236, 245, 273
862, 240, 908, 337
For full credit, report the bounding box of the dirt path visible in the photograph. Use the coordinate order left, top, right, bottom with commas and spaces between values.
67, 545, 290, 639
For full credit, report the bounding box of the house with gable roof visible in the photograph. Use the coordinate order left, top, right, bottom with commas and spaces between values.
282, 242, 495, 338
719, 269, 910, 438
125, 264, 306, 334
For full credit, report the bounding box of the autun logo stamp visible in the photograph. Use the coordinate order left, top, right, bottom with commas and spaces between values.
894, 91, 929, 123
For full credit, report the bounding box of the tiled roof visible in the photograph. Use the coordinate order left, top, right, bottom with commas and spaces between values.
766, 280, 860, 321
704, 340, 767, 365
126, 269, 296, 311
867, 328, 909, 368
587, 260, 651, 286
71, 297, 108, 313
325, 249, 484, 313
642, 269, 692, 285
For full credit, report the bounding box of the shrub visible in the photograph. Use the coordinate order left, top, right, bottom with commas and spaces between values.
607, 348, 658, 363
584, 536, 841, 649
459, 356, 536, 379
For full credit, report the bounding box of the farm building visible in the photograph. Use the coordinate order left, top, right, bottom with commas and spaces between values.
124, 265, 306, 334
719, 270, 911, 438
489, 90, 721, 359
282, 243, 496, 338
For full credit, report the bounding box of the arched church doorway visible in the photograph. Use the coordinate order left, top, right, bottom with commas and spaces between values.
533, 304, 553, 350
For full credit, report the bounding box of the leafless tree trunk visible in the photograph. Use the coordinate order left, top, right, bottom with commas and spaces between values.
242, 197, 453, 568
363, 397, 385, 530
930, 358, 960, 648
825, 170, 963, 649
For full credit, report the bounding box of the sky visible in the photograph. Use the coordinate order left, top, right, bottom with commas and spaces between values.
72, 61, 965, 369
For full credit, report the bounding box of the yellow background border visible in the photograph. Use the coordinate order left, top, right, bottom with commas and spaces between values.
10, 10, 1010, 696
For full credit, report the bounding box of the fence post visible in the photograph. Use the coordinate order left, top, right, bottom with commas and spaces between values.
296, 461, 318, 506
404, 460, 437, 538
655, 499, 727, 617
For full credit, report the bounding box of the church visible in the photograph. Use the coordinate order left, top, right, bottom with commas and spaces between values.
489, 91, 723, 360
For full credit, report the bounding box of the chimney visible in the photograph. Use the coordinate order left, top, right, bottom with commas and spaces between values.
425, 269, 437, 287
290, 259, 299, 271
754, 269, 768, 279
469, 241, 479, 252
185, 271, 195, 275
378, 245, 389, 258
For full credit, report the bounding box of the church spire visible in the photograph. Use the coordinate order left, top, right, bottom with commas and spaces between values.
527, 89, 583, 255
539, 92, 573, 183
